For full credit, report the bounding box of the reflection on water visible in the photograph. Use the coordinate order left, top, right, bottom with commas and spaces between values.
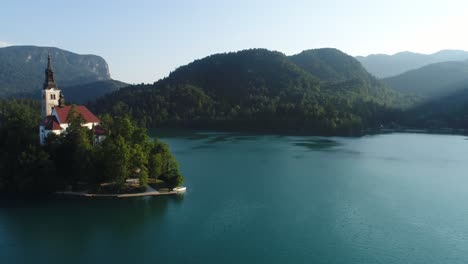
156, 129, 343, 152
0, 196, 182, 251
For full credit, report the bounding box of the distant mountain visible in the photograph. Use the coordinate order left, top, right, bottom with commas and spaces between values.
383, 60, 468, 99
289, 48, 401, 103
356, 50, 468, 78
290, 48, 371, 82
0, 46, 111, 98
92, 48, 407, 134
62, 80, 129, 104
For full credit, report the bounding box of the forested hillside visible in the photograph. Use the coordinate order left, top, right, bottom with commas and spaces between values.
401, 84, 468, 129
383, 60, 468, 100
63, 80, 129, 104
92, 49, 409, 135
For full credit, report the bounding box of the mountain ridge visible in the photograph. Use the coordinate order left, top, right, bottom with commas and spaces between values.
383, 60, 468, 99
356, 49, 468, 78
290, 48, 371, 82
0, 45, 111, 98
92, 48, 406, 134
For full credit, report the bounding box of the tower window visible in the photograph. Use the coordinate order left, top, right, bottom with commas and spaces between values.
50, 94, 56, 100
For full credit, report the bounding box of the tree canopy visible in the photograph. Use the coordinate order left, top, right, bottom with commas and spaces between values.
92, 49, 413, 135
0, 100, 183, 196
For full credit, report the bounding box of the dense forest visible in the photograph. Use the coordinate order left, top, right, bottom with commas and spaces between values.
0, 99, 183, 195
399, 85, 468, 129
92, 49, 414, 135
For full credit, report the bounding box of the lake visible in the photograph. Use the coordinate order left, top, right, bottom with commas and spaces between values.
2, 132, 468, 263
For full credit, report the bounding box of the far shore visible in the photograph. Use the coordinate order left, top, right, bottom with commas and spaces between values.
152, 126, 468, 138
367, 127, 468, 136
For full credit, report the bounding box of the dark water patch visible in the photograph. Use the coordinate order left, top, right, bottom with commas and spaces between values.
203, 134, 262, 144
293, 154, 306, 159
206, 134, 237, 144
293, 138, 341, 151
230, 136, 259, 142
191, 144, 217, 150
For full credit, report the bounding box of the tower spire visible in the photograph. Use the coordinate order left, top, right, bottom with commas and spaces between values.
43, 53, 57, 90
41, 52, 62, 119
47, 53, 52, 70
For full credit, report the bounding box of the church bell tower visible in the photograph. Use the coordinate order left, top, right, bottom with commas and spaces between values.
42, 54, 61, 118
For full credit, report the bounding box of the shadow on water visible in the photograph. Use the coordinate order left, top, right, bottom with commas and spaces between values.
189, 135, 261, 150
154, 128, 347, 157
0, 196, 183, 249
292, 138, 341, 151
155, 129, 345, 155
155, 129, 263, 150
205, 135, 259, 144
149, 128, 233, 141
152, 129, 263, 143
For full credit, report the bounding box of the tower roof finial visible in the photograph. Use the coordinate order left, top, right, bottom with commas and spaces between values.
47, 52, 52, 70
43, 52, 57, 90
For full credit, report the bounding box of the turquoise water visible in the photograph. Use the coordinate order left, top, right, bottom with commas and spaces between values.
2, 132, 468, 263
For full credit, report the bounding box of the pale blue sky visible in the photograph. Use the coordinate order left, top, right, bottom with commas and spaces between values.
1, 0, 468, 83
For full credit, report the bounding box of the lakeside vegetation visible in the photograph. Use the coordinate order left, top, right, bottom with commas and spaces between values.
0, 99, 183, 196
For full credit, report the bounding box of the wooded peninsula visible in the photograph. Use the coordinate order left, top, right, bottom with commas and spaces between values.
0, 99, 183, 196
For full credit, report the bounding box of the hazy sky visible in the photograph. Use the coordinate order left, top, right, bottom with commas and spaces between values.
2, 0, 468, 83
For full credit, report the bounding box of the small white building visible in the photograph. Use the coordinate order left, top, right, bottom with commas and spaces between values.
39, 55, 106, 144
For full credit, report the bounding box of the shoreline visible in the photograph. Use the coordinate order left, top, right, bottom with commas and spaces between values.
366, 128, 468, 136
56, 186, 186, 198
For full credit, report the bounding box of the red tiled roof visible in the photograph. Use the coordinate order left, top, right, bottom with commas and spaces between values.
43, 115, 63, 131
54, 105, 100, 124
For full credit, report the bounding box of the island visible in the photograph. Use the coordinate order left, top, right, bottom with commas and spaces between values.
0, 57, 184, 197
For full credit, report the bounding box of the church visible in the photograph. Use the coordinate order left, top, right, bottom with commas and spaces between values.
39, 55, 105, 144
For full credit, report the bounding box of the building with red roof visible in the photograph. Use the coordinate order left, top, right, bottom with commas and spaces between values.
39, 55, 105, 144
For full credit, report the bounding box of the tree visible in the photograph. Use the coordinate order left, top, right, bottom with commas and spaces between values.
129, 144, 149, 187
66, 105, 85, 132
103, 136, 130, 185
14, 146, 57, 194
162, 155, 184, 189
148, 152, 163, 179
112, 116, 134, 140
